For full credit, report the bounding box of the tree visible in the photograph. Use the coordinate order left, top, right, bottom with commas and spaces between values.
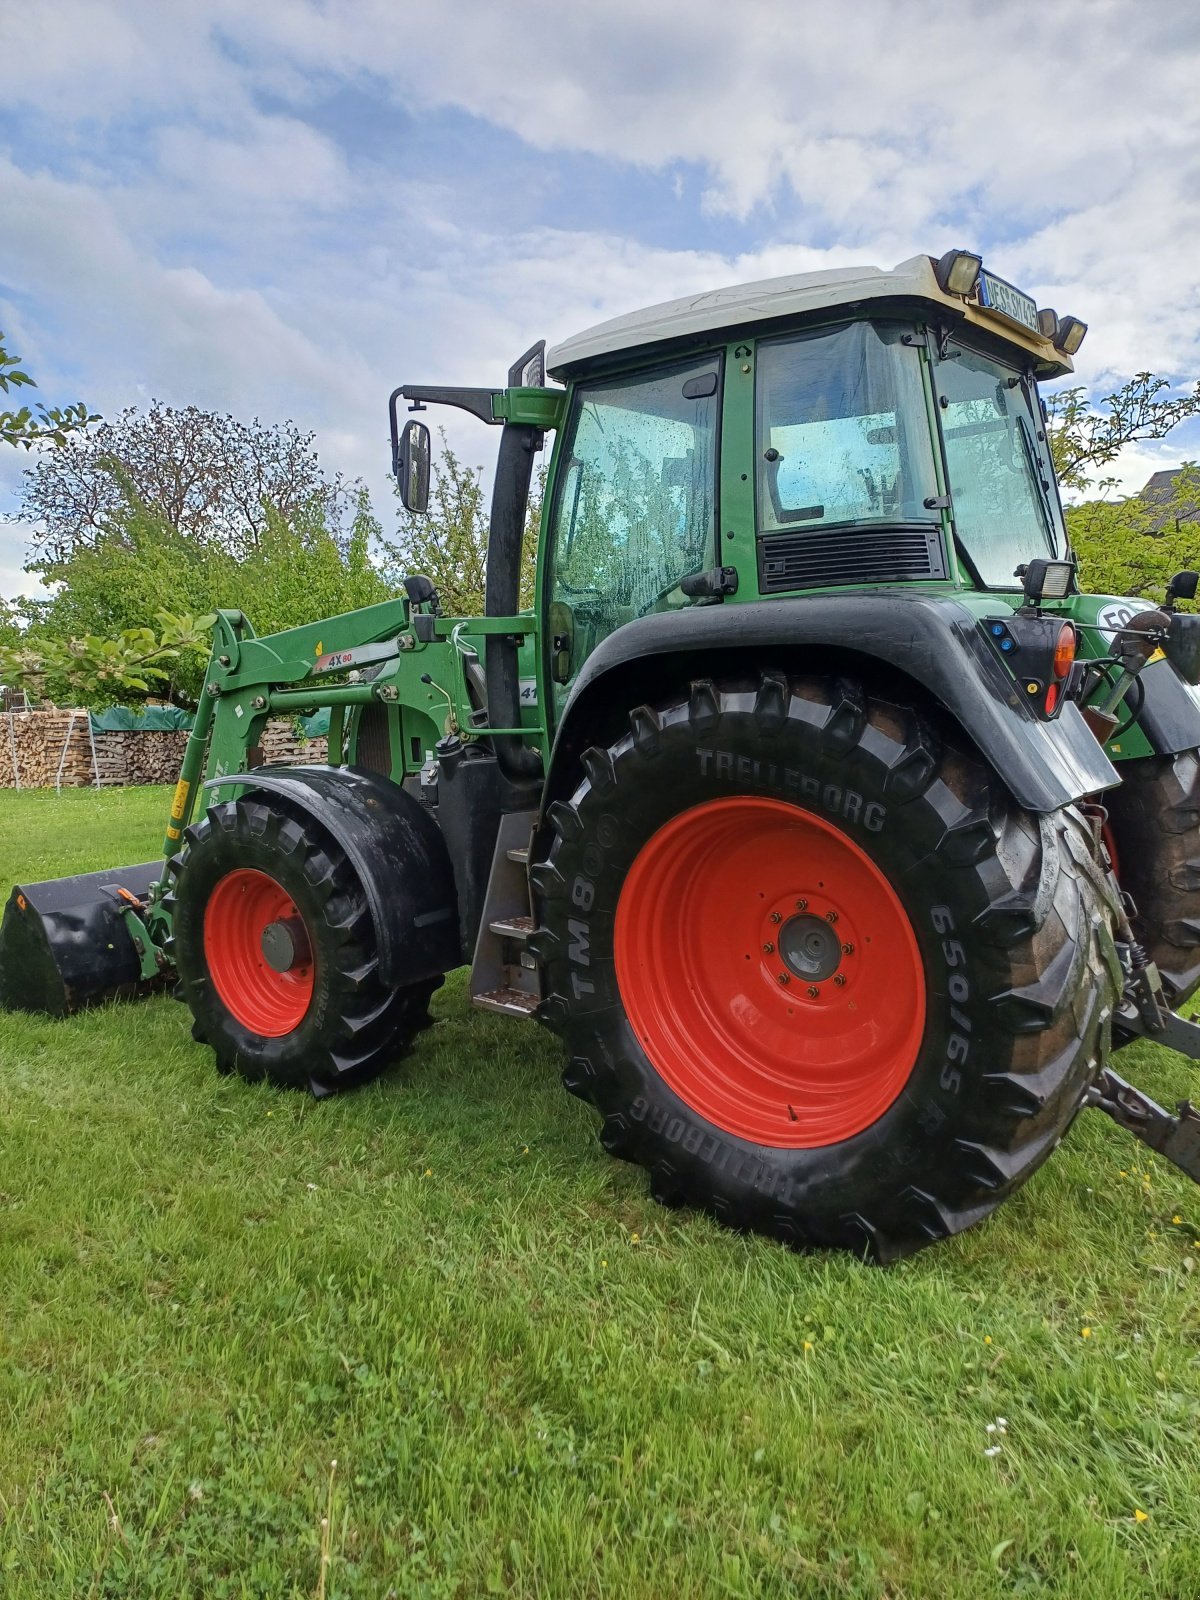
1067, 464, 1200, 602
380, 432, 544, 615
16, 401, 350, 567
1046, 373, 1200, 493
1, 486, 389, 710
0, 332, 98, 450
0, 611, 215, 711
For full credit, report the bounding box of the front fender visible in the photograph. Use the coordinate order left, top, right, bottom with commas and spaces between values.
547, 593, 1119, 815
1130, 656, 1200, 756
203, 765, 459, 985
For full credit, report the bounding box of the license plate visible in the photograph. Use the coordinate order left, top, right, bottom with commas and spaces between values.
978, 270, 1039, 334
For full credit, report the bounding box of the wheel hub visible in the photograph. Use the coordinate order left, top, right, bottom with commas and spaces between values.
778, 913, 842, 983
261, 916, 311, 974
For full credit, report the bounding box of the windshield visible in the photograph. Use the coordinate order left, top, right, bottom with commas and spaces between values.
756, 322, 940, 531
935, 344, 1063, 587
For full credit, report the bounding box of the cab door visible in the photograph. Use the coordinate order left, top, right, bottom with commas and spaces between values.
542, 354, 723, 719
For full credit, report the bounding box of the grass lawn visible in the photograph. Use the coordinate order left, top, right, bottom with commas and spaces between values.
1, 785, 1198, 1598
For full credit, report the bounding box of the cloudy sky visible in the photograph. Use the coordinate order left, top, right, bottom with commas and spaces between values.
3, 0, 1199, 598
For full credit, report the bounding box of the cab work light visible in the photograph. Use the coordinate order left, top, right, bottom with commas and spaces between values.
934, 249, 983, 297
1054, 316, 1088, 356
1020, 558, 1074, 604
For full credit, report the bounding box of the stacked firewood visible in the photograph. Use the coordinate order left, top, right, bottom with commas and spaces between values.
0, 711, 331, 789
259, 722, 328, 766
91, 730, 190, 786
0, 710, 92, 788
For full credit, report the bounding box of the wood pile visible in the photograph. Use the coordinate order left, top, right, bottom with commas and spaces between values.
92, 730, 190, 786
1, 712, 328, 790
1, 710, 93, 789
259, 722, 328, 767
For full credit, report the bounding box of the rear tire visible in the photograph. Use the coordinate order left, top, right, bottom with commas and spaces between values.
1104, 750, 1200, 1004
532, 673, 1122, 1260
170, 794, 440, 1095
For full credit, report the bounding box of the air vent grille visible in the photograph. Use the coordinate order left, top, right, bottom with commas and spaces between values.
758, 524, 947, 594
353, 702, 392, 776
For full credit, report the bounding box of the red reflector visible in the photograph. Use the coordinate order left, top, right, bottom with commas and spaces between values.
1053, 622, 1076, 679
1045, 681, 1059, 716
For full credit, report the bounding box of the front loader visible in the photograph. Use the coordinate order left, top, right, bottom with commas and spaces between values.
5, 248, 1200, 1260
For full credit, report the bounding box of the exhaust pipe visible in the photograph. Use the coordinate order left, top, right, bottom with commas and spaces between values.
0, 861, 168, 1016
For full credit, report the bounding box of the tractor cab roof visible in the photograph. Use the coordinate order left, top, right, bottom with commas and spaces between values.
546, 252, 1073, 381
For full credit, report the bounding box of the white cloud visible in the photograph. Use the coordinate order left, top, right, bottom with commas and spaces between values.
2, 0, 1200, 587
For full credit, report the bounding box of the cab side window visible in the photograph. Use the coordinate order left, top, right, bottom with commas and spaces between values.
548, 357, 721, 693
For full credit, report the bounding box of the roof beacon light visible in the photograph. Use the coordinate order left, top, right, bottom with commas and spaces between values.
1037, 308, 1059, 341
1021, 558, 1074, 604
934, 249, 983, 298
1055, 316, 1088, 356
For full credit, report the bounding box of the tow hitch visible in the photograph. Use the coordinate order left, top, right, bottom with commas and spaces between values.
1086, 1067, 1200, 1183
1093, 937, 1200, 1183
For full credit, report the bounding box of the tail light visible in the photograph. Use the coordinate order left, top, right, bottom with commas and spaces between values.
983, 614, 1076, 721
1053, 623, 1076, 679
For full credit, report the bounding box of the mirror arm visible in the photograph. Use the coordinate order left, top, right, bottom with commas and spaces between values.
398, 385, 502, 426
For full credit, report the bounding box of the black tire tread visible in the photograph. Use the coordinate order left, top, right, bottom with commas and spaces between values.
532, 672, 1120, 1261
1104, 749, 1200, 1004
172, 795, 438, 1095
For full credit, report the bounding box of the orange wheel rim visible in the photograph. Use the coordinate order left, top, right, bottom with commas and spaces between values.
204, 868, 314, 1035
614, 797, 925, 1147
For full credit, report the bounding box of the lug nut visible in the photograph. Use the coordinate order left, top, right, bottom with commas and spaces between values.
795, 898, 808, 911
777, 972, 791, 985
841, 941, 854, 955
762, 942, 775, 954
825, 910, 839, 924
807, 985, 820, 998
834, 974, 847, 987
770, 911, 782, 924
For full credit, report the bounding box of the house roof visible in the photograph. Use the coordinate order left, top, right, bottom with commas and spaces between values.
1138, 467, 1200, 531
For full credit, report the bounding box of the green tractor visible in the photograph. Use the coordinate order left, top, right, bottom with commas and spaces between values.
5, 247, 1200, 1259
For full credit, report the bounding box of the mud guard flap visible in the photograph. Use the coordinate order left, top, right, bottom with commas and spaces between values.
0, 861, 165, 1016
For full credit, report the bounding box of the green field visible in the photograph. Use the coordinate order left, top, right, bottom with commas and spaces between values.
1, 786, 1198, 1598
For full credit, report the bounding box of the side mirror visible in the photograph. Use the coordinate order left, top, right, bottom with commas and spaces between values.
1165, 569, 1199, 610
396, 419, 431, 513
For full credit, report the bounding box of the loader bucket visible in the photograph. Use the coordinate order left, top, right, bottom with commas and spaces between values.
0, 861, 167, 1016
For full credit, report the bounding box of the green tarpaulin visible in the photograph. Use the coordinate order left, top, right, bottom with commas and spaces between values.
88, 706, 330, 737
89, 706, 194, 732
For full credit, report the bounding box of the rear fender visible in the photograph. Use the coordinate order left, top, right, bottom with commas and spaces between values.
204, 766, 459, 985
544, 593, 1120, 816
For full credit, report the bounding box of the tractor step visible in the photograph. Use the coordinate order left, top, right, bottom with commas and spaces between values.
473, 986, 539, 1018
470, 810, 540, 1020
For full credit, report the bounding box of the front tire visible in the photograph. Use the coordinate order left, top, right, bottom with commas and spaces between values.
532, 673, 1121, 1260
1104, 750, 1200, 1005
171, 794, 439, 1096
